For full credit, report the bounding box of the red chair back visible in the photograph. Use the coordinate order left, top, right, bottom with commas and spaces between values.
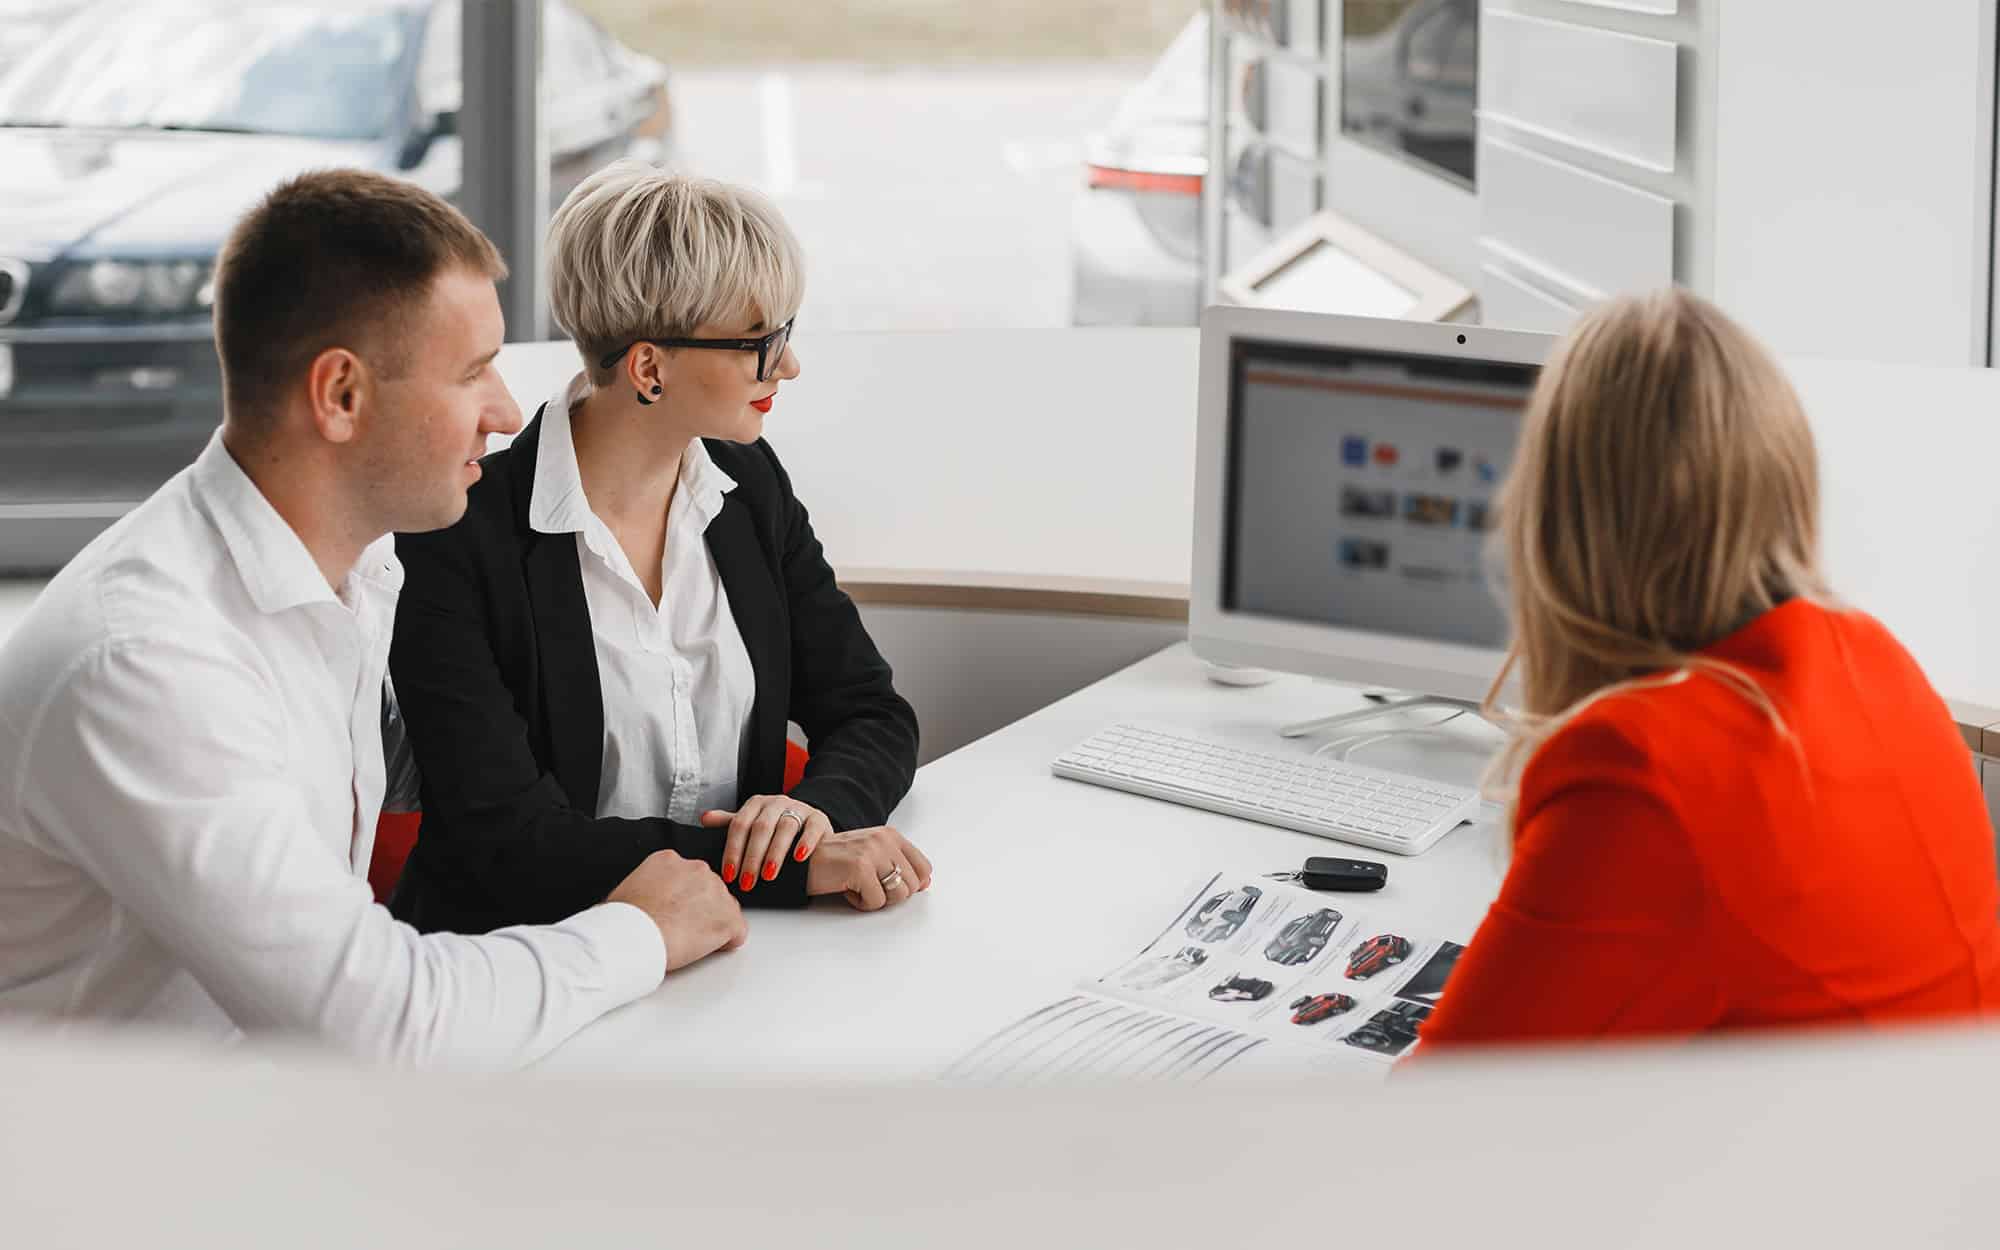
369, 811, 422, 905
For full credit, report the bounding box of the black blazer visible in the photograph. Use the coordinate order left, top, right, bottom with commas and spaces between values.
385, 410, 919, 933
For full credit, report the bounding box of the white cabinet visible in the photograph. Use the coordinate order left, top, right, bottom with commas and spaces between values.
1480, 134, 1674, 304
1481, 11, 1679, 171
1476, 0, 1998, 368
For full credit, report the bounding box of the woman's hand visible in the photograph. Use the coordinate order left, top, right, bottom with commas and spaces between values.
804, 825, 934, 911
700, 796, 832, 894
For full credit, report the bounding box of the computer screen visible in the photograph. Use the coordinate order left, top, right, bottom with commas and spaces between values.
1221, 336, 1539, 650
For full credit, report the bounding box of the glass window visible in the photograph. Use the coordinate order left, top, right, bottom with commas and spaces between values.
1340, 0, 1477, 189
546, 1, 611, 83
0, 0, 419, 141
561, 2, 1203, 331
416, 0, 460, 119
0, 0, 438, 571
0, 0, 1200, 572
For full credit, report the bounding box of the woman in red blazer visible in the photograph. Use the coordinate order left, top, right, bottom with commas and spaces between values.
1419, 289, 2000, 1050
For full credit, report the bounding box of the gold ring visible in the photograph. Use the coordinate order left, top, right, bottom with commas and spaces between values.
878, 866, 905, 891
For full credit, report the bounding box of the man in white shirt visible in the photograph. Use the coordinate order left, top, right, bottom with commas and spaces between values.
0, 170, 747, 1068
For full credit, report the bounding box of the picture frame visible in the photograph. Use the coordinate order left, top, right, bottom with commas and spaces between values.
1218, 208, 1475, 322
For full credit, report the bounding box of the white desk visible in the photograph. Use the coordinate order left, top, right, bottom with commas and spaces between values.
542, 641, 1508, 1077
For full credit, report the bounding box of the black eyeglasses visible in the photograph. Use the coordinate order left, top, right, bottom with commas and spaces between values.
599, 318, 794, 382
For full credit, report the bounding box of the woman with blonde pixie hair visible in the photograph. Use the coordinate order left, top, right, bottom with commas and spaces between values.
386, 162, 931, 934
1419, 288, 2000, 1050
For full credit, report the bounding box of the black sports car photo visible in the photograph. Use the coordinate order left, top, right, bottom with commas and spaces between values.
1207, 974, 1275, 1003
1263, 907, 1342, 966
1343, 1001, 1432, 1056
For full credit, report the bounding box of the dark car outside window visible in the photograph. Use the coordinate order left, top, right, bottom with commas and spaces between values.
0, 1, 417, 141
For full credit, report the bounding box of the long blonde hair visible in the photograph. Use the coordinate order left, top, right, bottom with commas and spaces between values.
1483, 288, 1830, 797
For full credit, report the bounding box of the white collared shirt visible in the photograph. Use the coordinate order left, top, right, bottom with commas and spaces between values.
530, 378, 757, 824
0, 431, 665, 1068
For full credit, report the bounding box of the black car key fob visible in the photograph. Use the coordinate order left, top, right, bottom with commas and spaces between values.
1300, 856, 1388, 892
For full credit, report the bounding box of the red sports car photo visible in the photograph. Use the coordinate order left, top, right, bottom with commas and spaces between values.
1287, 993, 1358, 1025
1345, 934, 1413, 980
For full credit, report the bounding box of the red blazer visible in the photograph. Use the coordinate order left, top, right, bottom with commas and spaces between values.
1421, 599, 2000, 1050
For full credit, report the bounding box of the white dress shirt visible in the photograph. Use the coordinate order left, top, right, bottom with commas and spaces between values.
529, 378, 757, 824
0, 432, 665, 1068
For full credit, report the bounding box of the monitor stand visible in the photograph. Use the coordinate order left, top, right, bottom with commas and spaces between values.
1278, 693, 1495, 739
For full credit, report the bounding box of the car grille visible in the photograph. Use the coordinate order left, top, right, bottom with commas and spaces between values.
0, 260, 26, 325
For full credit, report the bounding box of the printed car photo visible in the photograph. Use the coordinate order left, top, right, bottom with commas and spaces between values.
1118, 944, 1210, 991
1343, 1001, 1432, 1056
1263, 907, 1343, 966
1287, 993, 1358, 1025
1186, 884, 1262, 943
1207, 974, 1275, 1003
1345, 933, 1413, 980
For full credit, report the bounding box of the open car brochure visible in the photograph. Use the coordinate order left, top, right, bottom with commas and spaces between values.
948, 872, 1468, 1083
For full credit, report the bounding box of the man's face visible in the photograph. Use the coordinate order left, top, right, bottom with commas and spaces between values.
358, 266, 522, 534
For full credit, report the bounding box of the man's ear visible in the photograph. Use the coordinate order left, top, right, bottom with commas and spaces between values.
305, 347, 368, 445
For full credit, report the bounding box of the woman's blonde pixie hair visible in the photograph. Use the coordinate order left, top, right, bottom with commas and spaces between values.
546, 160, 805, 382
1484, 287, 1829, 793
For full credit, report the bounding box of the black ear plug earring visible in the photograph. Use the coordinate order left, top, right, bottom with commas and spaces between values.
635, 384, 662, 406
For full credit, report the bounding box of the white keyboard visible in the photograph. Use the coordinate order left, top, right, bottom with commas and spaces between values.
1050, 722, 1479, 855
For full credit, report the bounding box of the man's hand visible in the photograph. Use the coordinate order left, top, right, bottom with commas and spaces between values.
605, 850, 747, 972
805, 826, 934, 911
700, 796, 831, 894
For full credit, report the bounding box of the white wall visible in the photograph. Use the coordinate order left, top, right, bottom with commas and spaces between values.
856, 603, 1184, 765
1709, 0, 1995, 366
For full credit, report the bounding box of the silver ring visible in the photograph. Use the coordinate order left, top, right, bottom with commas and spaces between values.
878, 866, 905, 892
776, 810, 803, 830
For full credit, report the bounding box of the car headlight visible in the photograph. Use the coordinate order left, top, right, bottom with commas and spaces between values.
49, 259, 214, 315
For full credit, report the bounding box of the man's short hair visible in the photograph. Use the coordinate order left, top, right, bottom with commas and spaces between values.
213, 169, 507, 425
545, 161, 804, 383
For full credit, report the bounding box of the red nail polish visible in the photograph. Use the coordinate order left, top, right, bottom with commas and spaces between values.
740, 874, 754, 893
720, 863, 736, 884
763, 860, 779, 881
794, 844, 810, 862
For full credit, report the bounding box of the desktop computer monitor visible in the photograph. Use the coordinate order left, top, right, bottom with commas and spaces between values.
1189, 305, 1556, 707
